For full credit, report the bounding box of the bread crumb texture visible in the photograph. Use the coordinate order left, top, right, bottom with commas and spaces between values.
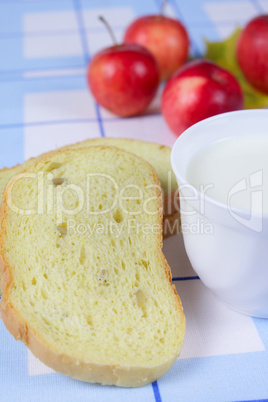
0, 138, 178, 209
0, 146, 185, 387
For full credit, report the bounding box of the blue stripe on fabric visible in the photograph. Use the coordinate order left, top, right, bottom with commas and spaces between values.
0, 26, 128, 39
0, 0, 70, 2
173, 0, 218, 24
0, 0, 86, 71
253, 316, 268, 351
152, 381, 162, 402
159, 353, 268, 402
234, 399, 268, 402
0, 34, 85, 72
0, 128, 24, 167
249, 0, 265, 13
0, 64, 86, 76
73, 0, 106, 137
0, 0, 75, 35
0, 112, 162, 130
0, 80, 24, 166
0, 74, 86, 83
172, 275, 200, 281
171, 0, 202, 57
72, 0, 90, 65
0, 119, 106, 131
80, 0, 158, 16
95, 104, 106, 137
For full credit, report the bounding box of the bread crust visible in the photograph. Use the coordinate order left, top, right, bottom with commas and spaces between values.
0, 294, 178, 387
0, 138, 179, 216
0, 146, 185, 387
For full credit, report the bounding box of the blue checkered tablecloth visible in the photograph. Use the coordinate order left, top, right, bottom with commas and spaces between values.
1, 1, 268, 401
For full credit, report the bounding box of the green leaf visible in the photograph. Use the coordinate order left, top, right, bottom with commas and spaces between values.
204, 28, 268, 109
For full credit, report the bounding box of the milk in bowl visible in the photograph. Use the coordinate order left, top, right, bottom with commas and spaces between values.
186, 135, 268, 214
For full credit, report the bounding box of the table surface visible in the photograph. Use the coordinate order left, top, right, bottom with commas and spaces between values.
1, 0, 268, 401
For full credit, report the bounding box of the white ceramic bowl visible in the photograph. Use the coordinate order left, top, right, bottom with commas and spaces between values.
171, 110, 268, 318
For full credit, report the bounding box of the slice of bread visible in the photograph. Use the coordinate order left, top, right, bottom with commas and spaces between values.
0, 139, 180, 298
0, 138, 179, 217
0, 146, 185, 387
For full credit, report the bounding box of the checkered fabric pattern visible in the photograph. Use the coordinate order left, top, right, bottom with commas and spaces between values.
1, 1, 268, 401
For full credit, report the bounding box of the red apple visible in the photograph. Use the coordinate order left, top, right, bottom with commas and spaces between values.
237, 15, 268, 94
87, 44, 159, 117
124, 15, 189, 81
161, 60, 244, 136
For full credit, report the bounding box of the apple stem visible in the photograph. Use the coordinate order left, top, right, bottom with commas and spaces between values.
99, 16, 118, 45
160, 0, 168, 15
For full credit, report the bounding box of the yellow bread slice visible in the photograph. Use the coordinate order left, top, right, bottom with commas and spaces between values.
0, 138, 179, 216
0, 139, 180, 298
0, 146, 185, 387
